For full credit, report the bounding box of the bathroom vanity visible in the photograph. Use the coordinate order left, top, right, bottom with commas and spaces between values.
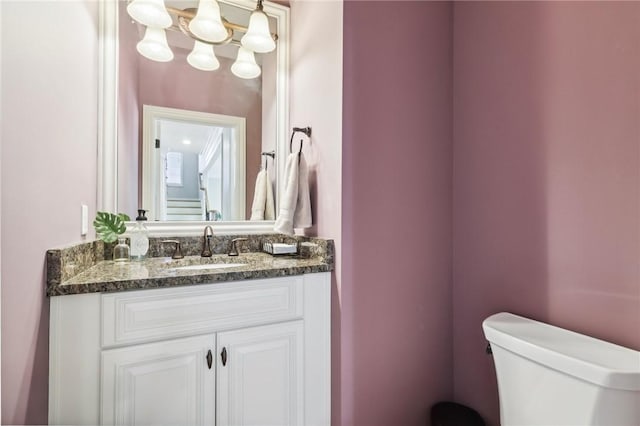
47, 236, 333, 426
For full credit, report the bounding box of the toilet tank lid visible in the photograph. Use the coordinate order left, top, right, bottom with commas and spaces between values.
483, 312, 640, 391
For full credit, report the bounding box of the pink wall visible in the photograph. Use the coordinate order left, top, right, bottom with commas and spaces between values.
289, 1, 343, 424
452, 2, 640, 425
1, 1, 99, 424
341, 2, 453, 425
137, 50, 263, 219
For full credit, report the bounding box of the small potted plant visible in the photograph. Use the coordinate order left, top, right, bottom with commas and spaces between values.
93, 212, 131, 262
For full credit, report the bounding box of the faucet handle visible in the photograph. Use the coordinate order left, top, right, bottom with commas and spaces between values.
161, 240, 184, 259
228, 238, 248, 257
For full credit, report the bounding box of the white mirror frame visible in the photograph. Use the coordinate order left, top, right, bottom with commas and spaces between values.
98, 0, 289, 236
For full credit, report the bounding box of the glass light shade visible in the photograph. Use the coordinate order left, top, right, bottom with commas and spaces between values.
127, 0, 172, 29
241, 9, 275, 53
187, 41, 220, 71
189, 0, 228, 43
137, 27, 174, 62
231, 47, 261, 79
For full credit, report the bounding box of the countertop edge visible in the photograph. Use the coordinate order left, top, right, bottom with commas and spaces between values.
47, 263, 333, 296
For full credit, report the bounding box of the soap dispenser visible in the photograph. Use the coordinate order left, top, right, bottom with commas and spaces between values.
130, 209, 150, 261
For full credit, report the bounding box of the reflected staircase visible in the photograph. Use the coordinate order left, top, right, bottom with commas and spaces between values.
165, 199, 203, 221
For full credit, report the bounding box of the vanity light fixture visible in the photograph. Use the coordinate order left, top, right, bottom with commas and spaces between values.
189, 0, 228, 43
127, 0, 172, 28
241, 0, 276, 53
127, 0, 277, 79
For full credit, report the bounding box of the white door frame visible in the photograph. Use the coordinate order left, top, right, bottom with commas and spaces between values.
141, 105, 246, 222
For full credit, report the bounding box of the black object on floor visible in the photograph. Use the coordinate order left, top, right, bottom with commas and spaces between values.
430, 401, 486, 426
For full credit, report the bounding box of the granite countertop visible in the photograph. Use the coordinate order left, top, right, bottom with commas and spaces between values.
46, 235, 334, 296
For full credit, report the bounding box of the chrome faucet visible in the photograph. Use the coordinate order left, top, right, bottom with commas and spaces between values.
201, 226, 214, 257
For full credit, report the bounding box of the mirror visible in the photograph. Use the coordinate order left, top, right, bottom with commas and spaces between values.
98, 0, 289, 233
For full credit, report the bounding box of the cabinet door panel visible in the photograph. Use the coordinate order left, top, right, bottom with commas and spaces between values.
101, 335, 215, 426
217, 321, 304, 426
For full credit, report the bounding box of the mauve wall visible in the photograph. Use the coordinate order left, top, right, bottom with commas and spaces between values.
452, 2, 640, 425
118, 1, 140, 216
342, 2, 453, 425
1, 1, 99, 424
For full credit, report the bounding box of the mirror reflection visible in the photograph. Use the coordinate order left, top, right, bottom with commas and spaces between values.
117, 0, 281, 222
145, 106, 246, 221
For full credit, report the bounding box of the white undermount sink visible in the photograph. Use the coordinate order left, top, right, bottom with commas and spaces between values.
171, 263, 246, 271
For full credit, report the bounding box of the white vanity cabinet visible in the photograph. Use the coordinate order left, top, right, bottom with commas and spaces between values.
101, 335, 216, 426
216, 321, 304, 426
49, 273, 330, 426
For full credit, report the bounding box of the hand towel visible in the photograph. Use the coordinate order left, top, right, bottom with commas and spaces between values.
274, 154, 298, 233
274, 153, 312, 234
251, 169, 276, 221
264, 170, 275, 220
250, 170, 267, 220
293, 153, 311, 228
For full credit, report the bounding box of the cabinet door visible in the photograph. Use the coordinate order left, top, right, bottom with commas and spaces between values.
101, 335, 215, 426
217, 321, 304, 426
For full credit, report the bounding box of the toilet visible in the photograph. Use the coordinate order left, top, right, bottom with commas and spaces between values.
483, 312, 640, 426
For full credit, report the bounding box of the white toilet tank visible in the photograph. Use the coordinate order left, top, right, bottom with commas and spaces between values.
483, 312, 640, 426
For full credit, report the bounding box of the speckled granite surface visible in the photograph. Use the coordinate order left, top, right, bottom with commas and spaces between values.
47, 235, 334, 296
46, 240, 106, 284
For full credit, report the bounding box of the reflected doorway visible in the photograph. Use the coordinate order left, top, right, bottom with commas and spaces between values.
142, 106, 246, 221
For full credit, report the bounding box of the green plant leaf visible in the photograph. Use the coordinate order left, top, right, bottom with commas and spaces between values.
93, 211, 127, 243
117, 213, 131, 222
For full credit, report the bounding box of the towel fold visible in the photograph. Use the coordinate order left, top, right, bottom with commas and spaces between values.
265, 171, 275, 220
250, 169, 275, 221
274, 153, 312, 235
293, 154, 311, 228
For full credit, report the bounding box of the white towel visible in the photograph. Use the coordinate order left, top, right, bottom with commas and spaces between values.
274, 153, 312, 235
293, 153, 311, 228
250, 169, 275, 220
265, 170, 275, 220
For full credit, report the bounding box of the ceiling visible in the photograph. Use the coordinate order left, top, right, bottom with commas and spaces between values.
159, 119, 222, 154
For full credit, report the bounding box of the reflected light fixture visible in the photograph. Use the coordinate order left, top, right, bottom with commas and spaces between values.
231, 47, 261, 79
137, 27, 174, 62
127, 0, 277, 79
187, 41, 221, 71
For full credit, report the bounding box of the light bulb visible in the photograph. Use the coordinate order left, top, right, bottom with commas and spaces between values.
187, 41, 220, 71
127, 0, 172, 29
231, 47, 261, 79
241, 2, 275, 53
189, 0, 228, 43
137, 27, 173, 62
